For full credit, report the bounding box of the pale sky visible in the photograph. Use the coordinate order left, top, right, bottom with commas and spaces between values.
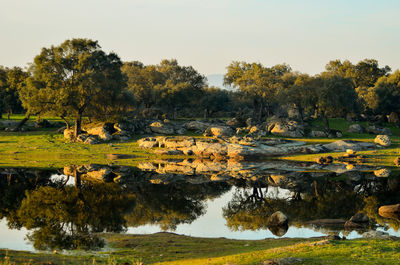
1, 0, 399, 75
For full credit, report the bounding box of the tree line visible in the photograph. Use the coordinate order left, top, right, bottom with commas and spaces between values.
1, 38, 399, 138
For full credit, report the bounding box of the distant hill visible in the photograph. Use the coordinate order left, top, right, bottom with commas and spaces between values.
206, 74, 233, 90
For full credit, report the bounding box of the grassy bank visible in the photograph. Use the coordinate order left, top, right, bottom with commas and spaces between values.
0, 117, 399, 168
1, 233, 399, 264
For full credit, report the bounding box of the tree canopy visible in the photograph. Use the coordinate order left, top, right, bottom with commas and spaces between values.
19, 38, 128, 138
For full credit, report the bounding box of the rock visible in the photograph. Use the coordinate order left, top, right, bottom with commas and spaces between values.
346, 149, 356, 155
269, 120, 304, 138
84, 136, 98, 145
154, 149, 184, 155
249, 126, 259, 134
207, 126, 234, 137
323, 140, 375, 152
86, 126, 112, 141
236, 127, 249, 135
344, 221, 364, 229
379, 204, 400, 216
86, 168, 111, 180
175, 127, 187, 135
374, 168, 391, 178
246, 117, 255, 127
310, 130, 327, 137
138, 137, 159, 148
394, 157, 400, 166
185, 121, 210, 131
347, 124, 365, 134
349, 212, 369, 223
315, 156, 333, 164
150, 121, 174, 134
366, 125, 392, 135
327, 129, 343, 138
268, 211, 288, 227
63, 129, 75, 141
226, 117, 243, 127
374, 135, 391, 147
162, 136, 196, 149
362, 230, 390, 239
388, 112, 399, 124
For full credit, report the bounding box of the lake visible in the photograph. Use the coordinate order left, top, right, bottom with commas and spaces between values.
0, 159, 399, 251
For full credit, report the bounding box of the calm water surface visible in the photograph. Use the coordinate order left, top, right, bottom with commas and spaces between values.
1, 160, 399, 251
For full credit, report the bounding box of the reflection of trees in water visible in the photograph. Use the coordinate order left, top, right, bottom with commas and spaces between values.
2, 166, 400, 249
222, 175, 387, 234
125, 181, 231, 230
11, 176, 134, 250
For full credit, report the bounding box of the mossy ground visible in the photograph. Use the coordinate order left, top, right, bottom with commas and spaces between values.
1, 233, 399, 264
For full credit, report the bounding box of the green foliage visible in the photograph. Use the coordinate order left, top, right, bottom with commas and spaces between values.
373, 70, 400, 114
19, 38, 128, 136
0, 66, 27, 119
224, 61, 291, 120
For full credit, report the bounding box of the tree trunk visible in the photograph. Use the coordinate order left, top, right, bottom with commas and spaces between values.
322, 112, 330, 130
74, 114, 82, 139
204, 108, 208, 119
73, 168, 81, 188
14, 113, 30, 131
7, 110, 11, 120
60, 116, 70, 130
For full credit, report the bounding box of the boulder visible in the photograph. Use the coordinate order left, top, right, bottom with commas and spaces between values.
366, 125, 392, 135
226, 117, 243, 127
185, 121, 210, 131
347, 124, 365, 134
388, 112, 400, 124
268, 211, 288, 227
362, 230, 390, 239
310, 130, 327, 137
349, 212, 369, 223
394, 157, 400, 166
63, 129, 75, 141
138, 137, 159, 148
84, 136, 98, 145
150, 121, 174, 134
379, 204, 400, 216
374, 168, 391, 178
86, 126, 112, 141
207, 126, 234, 137
323, 140, 375, 152
162, 136, 196, 149
269, 120, 304, 138
374, 135, 391, 147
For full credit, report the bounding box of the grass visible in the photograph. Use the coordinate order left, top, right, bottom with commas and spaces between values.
1, 233, 400, 264
0, 116, 399, 168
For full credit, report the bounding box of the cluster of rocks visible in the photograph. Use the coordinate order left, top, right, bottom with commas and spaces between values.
139, 135, 378, 160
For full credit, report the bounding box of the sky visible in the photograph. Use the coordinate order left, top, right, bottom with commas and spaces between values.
1, 0, 399, 75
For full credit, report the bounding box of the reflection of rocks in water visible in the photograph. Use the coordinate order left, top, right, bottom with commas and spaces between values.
379, 204, 400, 220
269, 224, 289, 237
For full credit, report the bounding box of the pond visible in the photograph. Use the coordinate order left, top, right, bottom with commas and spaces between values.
0, 159, 399, 251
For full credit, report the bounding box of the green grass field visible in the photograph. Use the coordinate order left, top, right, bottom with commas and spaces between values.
1, 233, 399, 265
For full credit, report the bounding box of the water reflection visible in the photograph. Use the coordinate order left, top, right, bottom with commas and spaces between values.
0, 159, 400, 251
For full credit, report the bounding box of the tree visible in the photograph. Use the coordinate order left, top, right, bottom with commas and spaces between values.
372, 70, 400, 114
156, 59, 206, 118
121, 61, 164, 109
201, 86, 231, 118
316, 74, 359, 129
0, 66, 27, 119
19, 39, 127, 138
224, 61, 291, 121
278, 73, 318, 123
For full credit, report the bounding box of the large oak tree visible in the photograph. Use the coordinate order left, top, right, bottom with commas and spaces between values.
19, 39, 127, 138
